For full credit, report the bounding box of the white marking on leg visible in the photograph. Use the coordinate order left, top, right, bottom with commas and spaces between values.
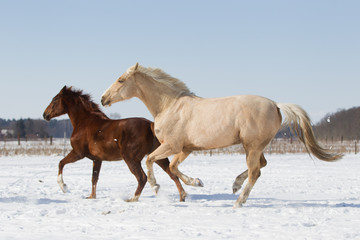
125, 195, 140, 202
57, 174, 68, 193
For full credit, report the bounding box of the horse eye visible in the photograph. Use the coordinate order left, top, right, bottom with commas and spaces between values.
118, 80, 124, 83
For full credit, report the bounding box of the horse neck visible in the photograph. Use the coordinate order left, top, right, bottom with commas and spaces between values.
65, 98, 93, 128
135, 74, 178, 117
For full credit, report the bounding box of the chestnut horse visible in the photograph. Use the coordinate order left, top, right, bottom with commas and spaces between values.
43, 86, 186, 202
101, 63, 342, 207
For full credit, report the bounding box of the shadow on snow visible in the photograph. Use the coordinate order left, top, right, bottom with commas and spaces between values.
248, 198, 360, 208
0, 196, 67, 204
185, 194, 360, 208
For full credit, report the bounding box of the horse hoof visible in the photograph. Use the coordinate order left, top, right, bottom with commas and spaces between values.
86, 195, 96, 199
152, 184, 160, 195
125, 195, 139, 202
195, 178, 204, 187
59, 184, 68, 193
125, 198, 138, 202
232, 182, 242, 194
233, 202, 243, 208
180, 191, 187, 202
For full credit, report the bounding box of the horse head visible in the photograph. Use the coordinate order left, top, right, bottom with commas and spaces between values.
101, 63, 139, 107
43, 86, 69, 121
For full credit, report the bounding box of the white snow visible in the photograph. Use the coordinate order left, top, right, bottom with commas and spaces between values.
1, 153, 359, 239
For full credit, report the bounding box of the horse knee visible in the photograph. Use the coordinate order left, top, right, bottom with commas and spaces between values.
146, 156, 153, 167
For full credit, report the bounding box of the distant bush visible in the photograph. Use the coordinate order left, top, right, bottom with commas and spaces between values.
313, 107, 360, 141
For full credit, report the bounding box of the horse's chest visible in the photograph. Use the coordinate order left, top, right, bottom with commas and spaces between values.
154, 114, 185, 141
154, 125, 183, 146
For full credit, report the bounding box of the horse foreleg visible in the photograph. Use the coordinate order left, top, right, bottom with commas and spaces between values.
87, 160, 102, 199
234, 151, 262, 208
169, 151, 203, 187
124, 159, 147, 202
155, 158, 187, 202
58, 150, 83, 193
146, 143, 175, 194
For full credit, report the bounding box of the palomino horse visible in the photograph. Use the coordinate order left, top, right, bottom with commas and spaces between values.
101, 63, 342, 207
43, 86, 186, 202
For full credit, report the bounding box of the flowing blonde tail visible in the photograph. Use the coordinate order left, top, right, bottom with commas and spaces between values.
277, 103, 343, 161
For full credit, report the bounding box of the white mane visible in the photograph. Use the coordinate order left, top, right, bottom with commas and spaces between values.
128, 64, 195, 97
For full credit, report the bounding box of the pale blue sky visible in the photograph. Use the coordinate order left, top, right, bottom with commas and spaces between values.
0, 0, 359, 124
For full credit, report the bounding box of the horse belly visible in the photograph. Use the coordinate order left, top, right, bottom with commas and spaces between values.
187, 121, 240, 149
88, 140, 123, 161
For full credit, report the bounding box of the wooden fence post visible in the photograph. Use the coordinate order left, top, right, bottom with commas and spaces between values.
355, 141, 358, 155
63, 132, 66, 157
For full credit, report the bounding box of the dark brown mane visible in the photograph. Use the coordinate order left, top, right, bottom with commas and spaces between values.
65, 87, 108, 119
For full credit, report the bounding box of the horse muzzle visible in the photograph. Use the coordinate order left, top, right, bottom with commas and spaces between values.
101, 96, 112, 107
43, 112, 51, 121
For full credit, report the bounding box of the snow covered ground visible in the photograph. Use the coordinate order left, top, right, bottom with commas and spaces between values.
0, 153, 359, 239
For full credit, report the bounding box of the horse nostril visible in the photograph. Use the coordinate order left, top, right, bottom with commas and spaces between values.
43, 112, 49, 120
101, 97, 108, 106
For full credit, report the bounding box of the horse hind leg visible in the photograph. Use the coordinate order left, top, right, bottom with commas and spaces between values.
232, 153, 267, 194
124, 159, 147, 202
232, 169, 248, 194
155, 158, 187, 202
87, 160, 102, 199
234, 150, 263, 208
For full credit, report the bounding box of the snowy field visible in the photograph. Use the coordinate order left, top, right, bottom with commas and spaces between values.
0, 153, 359, 239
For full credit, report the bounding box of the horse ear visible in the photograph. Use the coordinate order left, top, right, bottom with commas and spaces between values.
61, 86, 67, 92
134, 62, 139, 71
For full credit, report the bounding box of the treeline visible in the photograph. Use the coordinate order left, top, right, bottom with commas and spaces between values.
1, 106, 359, 140
0, 118, 73, 139
313, 107, 360, 141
